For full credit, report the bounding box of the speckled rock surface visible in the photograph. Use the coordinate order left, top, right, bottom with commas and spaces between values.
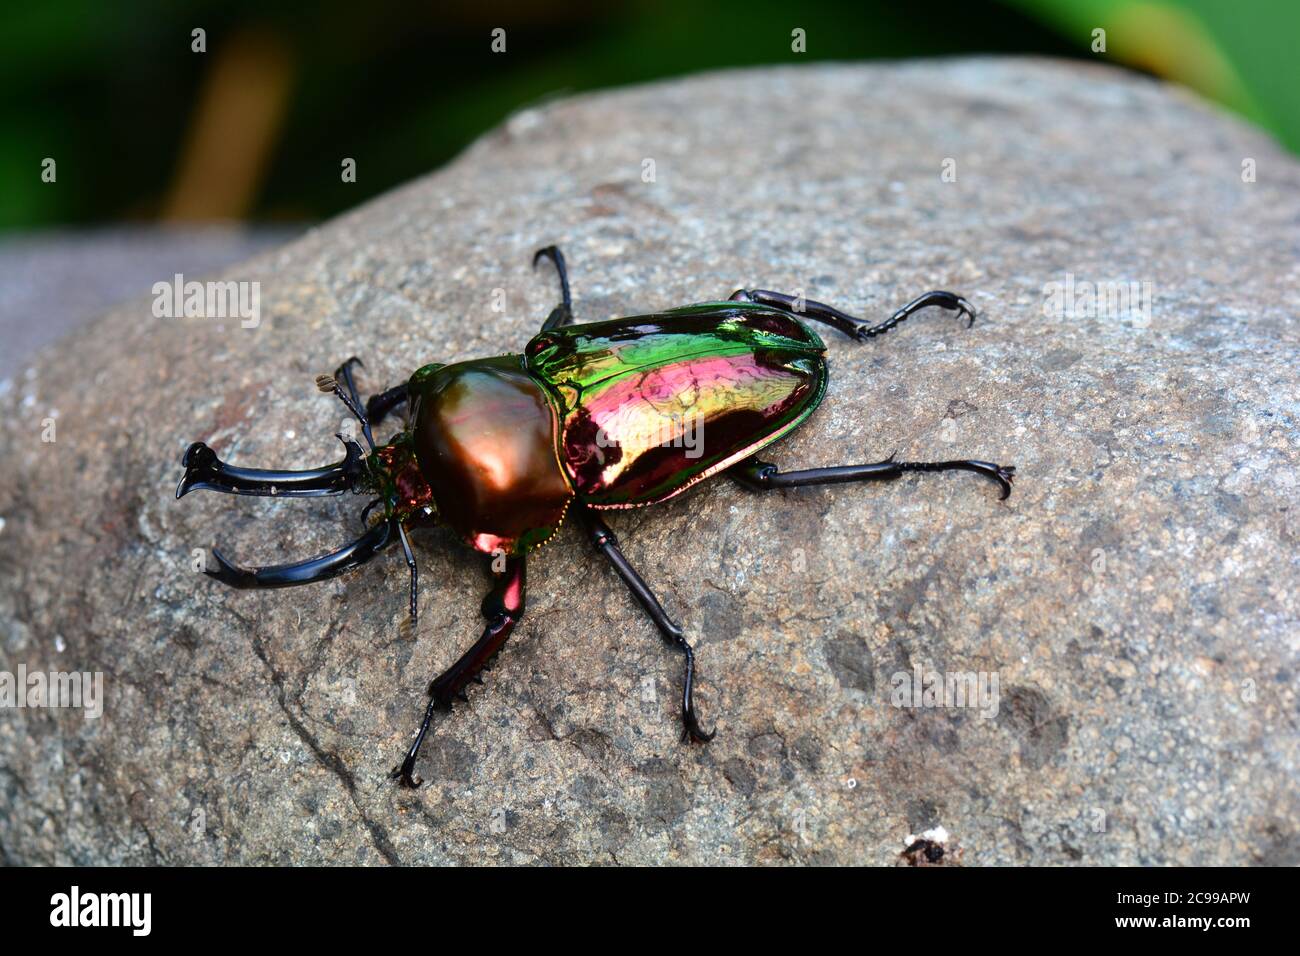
1, 59, 1297, 866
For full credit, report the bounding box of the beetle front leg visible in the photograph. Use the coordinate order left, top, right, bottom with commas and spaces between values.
332, 356, 410, 432
581, 508, 715, 744
732, 454, 1016, 500
391, 556, 526, 788
395, 521, 419, 637
175, 437, 367, 499
365, 383, 409, 428
333, 356, 367, 413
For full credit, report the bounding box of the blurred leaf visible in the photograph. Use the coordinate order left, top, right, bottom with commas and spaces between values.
1, 0, 1293, 230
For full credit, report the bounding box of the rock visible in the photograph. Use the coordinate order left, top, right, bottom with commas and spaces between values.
0, 226, 302, 363
1, 58, 1297, 865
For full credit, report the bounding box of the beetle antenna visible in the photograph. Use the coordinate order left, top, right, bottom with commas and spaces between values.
359, 497, 385, 528
317, 374, 377, 451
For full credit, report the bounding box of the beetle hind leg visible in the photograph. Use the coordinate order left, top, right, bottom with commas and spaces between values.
582, 509, 715, 744
732, 454, 1016, 501
730, 288, 975, 341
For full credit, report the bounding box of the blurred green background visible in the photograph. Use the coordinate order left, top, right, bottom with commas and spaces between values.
2, 0, 1295, 230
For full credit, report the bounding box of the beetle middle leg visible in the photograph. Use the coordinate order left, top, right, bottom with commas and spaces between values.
581, 508, 716, 744
731, 454, 1016, 500
392, 555, 527, 788
534, 244, 574, 331
730, 289, 976, 341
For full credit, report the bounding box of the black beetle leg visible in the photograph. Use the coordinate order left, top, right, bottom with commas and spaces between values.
359, 497, 384, 529
365, 383, 409, 429
391, 556, 526, 789
581, 508, 715, 744
334, 356, 365, 409
731, 454, 1016, 501
730, 288, 975, 340
333, 353, 411, 431
396, 520, 418, 638
534, 245, 574, 331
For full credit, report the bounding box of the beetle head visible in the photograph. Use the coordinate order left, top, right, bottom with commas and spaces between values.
363, 434, 436, 525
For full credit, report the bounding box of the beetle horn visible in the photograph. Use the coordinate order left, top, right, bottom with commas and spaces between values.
203, 518, 396, 589
175, 436, 366, 499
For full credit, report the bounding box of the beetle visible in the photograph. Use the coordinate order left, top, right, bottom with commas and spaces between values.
176, 246, 1015, 787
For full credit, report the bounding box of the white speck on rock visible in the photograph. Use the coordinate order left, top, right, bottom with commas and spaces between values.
507, 108, 543, 135
904, 825, 950, 848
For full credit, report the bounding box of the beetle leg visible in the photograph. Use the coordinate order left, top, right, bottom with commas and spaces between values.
730, 289, 976, 341
365, 383, 409, 428
396, 520, 419, 637
731, 454, 1016, 500
534, 245, 574, 331
391, 556, 526, 788
581, 508, 716, 744
333, 356, 410, 431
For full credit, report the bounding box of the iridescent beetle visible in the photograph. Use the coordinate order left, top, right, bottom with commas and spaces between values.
176, 247, 1015, 787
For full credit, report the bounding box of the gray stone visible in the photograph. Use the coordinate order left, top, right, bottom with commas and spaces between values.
0, 226, 302, 362
1, 58, 1297, 865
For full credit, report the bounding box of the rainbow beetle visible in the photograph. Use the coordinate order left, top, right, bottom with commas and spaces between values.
176, 246, 1015, 787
